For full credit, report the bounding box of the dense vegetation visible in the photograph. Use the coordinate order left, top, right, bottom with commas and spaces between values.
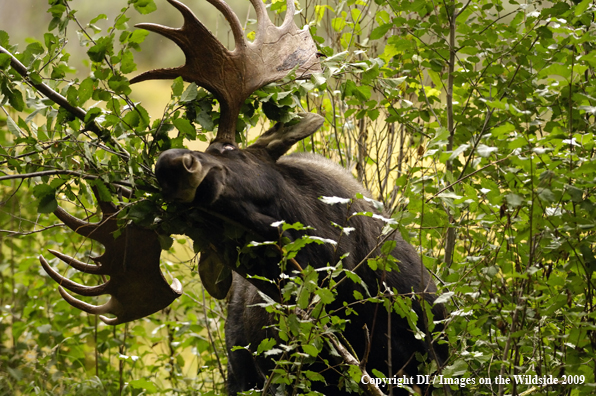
1, 0, 595, 394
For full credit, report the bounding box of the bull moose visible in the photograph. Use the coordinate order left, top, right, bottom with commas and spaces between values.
27, 0, 449, 394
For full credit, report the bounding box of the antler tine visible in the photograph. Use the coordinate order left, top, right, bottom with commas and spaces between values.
47, 249, 107, 275
248, 0, 295, 45
59, 286, 127, 325
248, 0, 268, 43
53, 207, 114, 245
57, 287, 117, 316
95, 200, 118, 220
204, 0, 245, 47
99, 315, 122, 326
40, 255, 109, 296
54, 207, 95, 237
280, 0, 297, 28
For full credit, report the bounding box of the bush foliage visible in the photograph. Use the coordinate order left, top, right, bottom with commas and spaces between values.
1, 0, 595, 394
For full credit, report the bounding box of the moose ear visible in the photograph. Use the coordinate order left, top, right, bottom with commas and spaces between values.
250, 113, 324, 160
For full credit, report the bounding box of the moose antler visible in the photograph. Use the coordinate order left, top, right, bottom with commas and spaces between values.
130, 0, 321, 144
39, 199, 182, 325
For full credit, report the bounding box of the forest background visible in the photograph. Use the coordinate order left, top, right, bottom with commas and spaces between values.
0, 0, 595, 395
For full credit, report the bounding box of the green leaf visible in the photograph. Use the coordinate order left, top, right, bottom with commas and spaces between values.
90, 179, 111, 202
442, 359, 468, 377
87, 36, 114, 62
537, 188, 555, 203
302, 344, 319, 357
33, 184, 55, 199
78, 77, 95, 105
158, 234, 174, 250
47, 5, 66, 17
370, 23, 392, 40
135, 105, 150, 130
89, 14, 107, 24
449, 144, 469, 160
381, 240, 397, 255
368, 108, 380, 120
0, 30, 8, 47
490, 123, 515, 138
127, 200, 155, 223
303, 370, 325, 382
6, 114, 22, 137
173, 118, 196, 139
297, 287, 311, 309
315, 288, 335, 304
133, 0, 157, 15
171, 77, 184, 97
575, 0, 591, 16
0, 53, 10, 70
354, 85, 371, 101
37, 195, 58, 214
115, 15, 131, 31
123, 110, 140, 128
332, 17, 346, 32
84, 107, 103, 123
129, 378, 157, 392
566, 185, 584, 203
6, 88, 24, 112
181, 83, 198, 103
506, 193, 523, 207
120, 51, 136, 74
108, 74, 130, 94
196, 110, 214, 131
537, 63, 571, 80
362, 65, 379, 85
129, 29, 149, 44
257, 338, 277, 354
66, 85, 78, 106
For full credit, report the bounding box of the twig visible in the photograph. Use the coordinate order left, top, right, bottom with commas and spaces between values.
425, 155, 511, 203
0, 223, 64, 236
0, 170, 134, 190
0, 169, 97, 182
201, 288, 227, 383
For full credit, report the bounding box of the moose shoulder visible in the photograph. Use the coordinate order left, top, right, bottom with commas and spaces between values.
155, 113, 448, 395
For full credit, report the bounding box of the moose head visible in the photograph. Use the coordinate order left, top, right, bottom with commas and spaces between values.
38, 0, 322, 325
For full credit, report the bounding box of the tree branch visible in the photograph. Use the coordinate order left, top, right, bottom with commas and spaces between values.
0, 169, 97, 182
0, 223, 64, 236
0, 170, 134, 189
0, 45, 129, 159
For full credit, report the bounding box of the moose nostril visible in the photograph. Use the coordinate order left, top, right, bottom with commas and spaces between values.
182, 154, 199, 173
182, 154, 192, 169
